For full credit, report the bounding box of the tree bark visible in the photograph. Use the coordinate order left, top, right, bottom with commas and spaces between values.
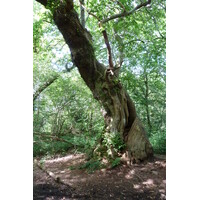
35, 0, 153, 162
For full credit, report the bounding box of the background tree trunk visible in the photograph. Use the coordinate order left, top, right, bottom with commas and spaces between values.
144, 73, 152, 134
33, 74, 59, 102
35, 0, 153, 162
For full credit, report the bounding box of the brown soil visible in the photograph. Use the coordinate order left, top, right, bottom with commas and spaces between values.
33, 154, 166, 200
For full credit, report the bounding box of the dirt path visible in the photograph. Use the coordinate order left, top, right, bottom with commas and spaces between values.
34, 154, 166, 200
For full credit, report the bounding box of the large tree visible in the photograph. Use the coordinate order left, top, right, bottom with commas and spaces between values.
34, 0, 160, 162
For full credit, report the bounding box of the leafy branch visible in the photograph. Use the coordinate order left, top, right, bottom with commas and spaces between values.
101, 0, 152, 24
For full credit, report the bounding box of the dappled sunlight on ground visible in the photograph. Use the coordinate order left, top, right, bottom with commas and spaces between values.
45, 154, 85, 165
34, 153, 166, 199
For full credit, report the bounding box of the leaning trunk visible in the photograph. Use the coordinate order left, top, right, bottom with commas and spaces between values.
36, 0, 153, 162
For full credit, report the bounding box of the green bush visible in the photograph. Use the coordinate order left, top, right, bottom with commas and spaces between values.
78, 159, 104, 173
33, 139, 72, 157
103, 131, 125, 152
111, 157, 121, 168
149, 130, 166, 154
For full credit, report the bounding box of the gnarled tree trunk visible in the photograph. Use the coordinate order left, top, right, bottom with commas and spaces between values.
35, 0, 153, 162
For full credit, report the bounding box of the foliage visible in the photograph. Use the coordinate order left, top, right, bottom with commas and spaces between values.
111, 157, 121, 168
33, 139, 73, 157
33, 69, 105, 157
149, 130, 166, 154
78, 159, 104, 173
69, 158, 105, 173
103, 131, 125, 153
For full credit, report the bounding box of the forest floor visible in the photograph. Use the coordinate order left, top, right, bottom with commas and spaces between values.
33, 153, 166, 200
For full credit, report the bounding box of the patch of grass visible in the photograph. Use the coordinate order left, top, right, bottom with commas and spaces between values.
111, 157, 121, 168
77, 159, 105, 173
68, 166, 77, 170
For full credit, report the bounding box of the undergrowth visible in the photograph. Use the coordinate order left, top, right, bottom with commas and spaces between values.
69, 156, 122, 174
150, 130, 166, 154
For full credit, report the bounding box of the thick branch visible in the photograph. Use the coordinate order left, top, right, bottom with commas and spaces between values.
102, 0, 151, 23
33, 74, 59, 102
51, 0, 105, 91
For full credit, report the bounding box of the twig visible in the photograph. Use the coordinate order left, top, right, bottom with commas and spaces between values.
134, 173, 144, 182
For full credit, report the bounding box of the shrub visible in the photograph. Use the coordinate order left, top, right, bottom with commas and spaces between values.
149, 130, 166, 154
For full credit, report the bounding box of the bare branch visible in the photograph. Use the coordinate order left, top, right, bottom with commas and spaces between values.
102, 30, 114, 70
102, 12, 128, 24
132, 0, 151, 12
102, 0, 151, 24
124, 39, 145, 45
33, 74, 60, 102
